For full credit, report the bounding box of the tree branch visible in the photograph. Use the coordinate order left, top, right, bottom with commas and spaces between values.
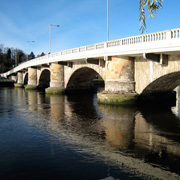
139, 0, 163, 34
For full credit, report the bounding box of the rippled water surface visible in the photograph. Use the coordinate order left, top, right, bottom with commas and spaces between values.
0, 88, 180, 180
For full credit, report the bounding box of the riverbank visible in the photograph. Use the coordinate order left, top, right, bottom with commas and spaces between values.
0, 79, 14, 87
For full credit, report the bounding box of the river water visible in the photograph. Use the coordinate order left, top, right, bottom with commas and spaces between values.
0, 87, 180, 180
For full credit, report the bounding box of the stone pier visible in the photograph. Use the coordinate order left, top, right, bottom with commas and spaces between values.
25, 67, 37, 90
97, 56, 137, 105
14, 72, 24, 88
46, 63, 65, 94
10, 75, 17, 82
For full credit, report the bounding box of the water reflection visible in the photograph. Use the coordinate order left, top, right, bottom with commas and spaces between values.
48, 93, 180, 179
49, 94, 65, 122
1, 88, 180, 180
135, 107, 180, 177
98, 105, 135, 150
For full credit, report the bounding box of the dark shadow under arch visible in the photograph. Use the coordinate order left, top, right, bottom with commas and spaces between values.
38, 69, 50, 89
142, 72, 180, 94
138, 72, 180, 106
24, 73, 28, 85
66, 67, 104, 92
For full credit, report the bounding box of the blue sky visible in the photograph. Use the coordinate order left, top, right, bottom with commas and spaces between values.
0, 0, 180, 56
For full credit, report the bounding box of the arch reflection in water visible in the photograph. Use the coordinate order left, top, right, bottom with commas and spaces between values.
135, 106, 180, 176
18, 90, 180, 179
63, 98, 180, 180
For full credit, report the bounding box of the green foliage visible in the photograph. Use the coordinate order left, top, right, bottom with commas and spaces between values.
139, 0, 163, 34
16, 50, 26, 64
37, 52, 45, 57
28, 52, 35, 60
93, 76, 104, 82
7, 48, 11, 60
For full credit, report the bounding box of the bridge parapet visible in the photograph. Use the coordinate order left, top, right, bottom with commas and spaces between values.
108, 30, 169, 47
47, 28, 180, 58
1, 28, 180, 78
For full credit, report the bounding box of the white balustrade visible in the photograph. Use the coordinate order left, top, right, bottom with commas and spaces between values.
1, 28, 180, 77
39, 28, 180, 58
72, 49, 78, 53
171, 29, 180, 39
79, 47, 86, 52
96, 43, 104, 49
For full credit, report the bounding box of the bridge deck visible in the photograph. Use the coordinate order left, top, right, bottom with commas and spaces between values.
1, 28, 180, 77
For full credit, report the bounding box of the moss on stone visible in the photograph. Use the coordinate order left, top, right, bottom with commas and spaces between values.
25, 85, 37, 91
97, 92, 137, 105
45, 87, 65, 94
14, 83, 24, 88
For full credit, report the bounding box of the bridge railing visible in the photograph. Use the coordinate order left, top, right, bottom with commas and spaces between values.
107, 30, 168, 47
46, 28, 180, 58
24, 28, 180, 65
171, 29, 180, 39
58, 42, 105, 55
1, 28, 180, 77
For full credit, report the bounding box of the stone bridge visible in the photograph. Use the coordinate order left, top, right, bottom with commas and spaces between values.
1, 28, 180, 104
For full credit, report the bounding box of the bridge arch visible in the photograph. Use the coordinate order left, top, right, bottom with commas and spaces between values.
38, 69, 50, 89
137, 71, 180, 105
142, 71, 180, 94
66, 66, 105, 91
24, 72, 28, 85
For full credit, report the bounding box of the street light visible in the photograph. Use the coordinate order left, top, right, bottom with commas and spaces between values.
27, 40, 35, 61
49, 24, 60, 54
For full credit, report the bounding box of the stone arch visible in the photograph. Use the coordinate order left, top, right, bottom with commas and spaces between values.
38, 69, 50, 89
24, 72, 28, 85
66, 67, 105, 90
65, 64, 105, 88
142, 71, 180, 94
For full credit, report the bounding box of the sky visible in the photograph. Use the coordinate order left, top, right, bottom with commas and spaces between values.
0, 0, 180, 56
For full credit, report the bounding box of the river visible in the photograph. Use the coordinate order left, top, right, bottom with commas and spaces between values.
0, 87, 180, 180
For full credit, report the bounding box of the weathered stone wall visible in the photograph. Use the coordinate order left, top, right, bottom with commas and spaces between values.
135, 54, 180, 94
105, 56, 135, 92
28, 67, 37, 86
10, 75, 17, 82
17, 72, 23, 84
135, 58, 152, 94
64, 57, 135, 93
50, 63, 64, 88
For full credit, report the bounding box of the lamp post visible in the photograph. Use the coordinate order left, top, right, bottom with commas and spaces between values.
107, 0, 109, 41
27, 40, 35, 61
49, 24, 60, 54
